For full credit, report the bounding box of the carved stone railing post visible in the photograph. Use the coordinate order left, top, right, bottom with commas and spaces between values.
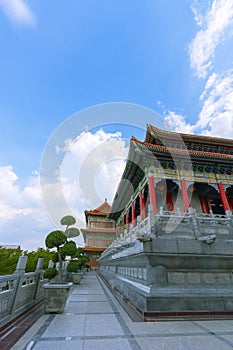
34, 258, 44, 302
188, 207, 201, 239
10, 256, 28, 316
225, 210, 233, 230
129, 223, 133, 242
15, 256, 27, 274
48, 260, 54, 268
148, 204, 155, 234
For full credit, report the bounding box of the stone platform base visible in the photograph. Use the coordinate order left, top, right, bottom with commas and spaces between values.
98, 236, 233, 321
98, 271, 233, 322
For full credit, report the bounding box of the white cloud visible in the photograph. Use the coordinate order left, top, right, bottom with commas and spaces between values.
0, 0, 36, 27
0, 130, 128, 251
198, 70, 233, 137
188, 0, 233, 78
59, 129, 128, 212
0, 166, 51, 250
164, 70, 233, 138
164, 111, 195, 134
166, 1, 233, 138
190, 0, 207, 27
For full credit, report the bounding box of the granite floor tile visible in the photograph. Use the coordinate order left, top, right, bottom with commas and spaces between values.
65, 302, 87, 314
84, 314, 124, 336
176, 335, 233, 350
135, 334, 233, 350
11, 272, 233, 350
194, 320, 233, 332
83, 338, 132, 350
68, 294, 88, 302
33, 340, 84, 350
87, 294, 108, 301
85, 313, 120, 324
41, 314, 86, 338
86, 301, 114, 313
84, 323, 124, 336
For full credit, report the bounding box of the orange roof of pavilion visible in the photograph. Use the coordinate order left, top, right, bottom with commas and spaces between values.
82, 246, 105, 252
81, 228, 115, 233
84, 198, 112, 216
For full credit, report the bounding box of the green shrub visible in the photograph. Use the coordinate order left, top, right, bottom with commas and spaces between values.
44, 267, 57, 280
67, 260, 81, 273
45, 230, 67, 249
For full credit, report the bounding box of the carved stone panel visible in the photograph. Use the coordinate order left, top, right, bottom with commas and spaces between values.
187, 273, 201, 284
169, 272, 185, 284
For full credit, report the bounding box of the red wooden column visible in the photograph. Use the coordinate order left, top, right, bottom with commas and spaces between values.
166, 192, 174, 212
125, 210, 129, 229
131, 201, 137, 228
116, 223, 120, 237
230, 198, 233, 211
180, 179, 190, 212
139, 190, 146, 220
217, 182, 231, 212
148, 175, 157, 214
199, 195, 209, 214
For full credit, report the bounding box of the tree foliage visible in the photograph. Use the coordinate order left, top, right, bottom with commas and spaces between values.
60, 241, 77, 258
67, 260, 81, 273
24, 248, 55, 273
66, 227, 80, 238
0, 246, 22, 275
0, 247, 55, 275
43, 267, 57, 280
60, 215, 76, 227
45, 230, 67, 249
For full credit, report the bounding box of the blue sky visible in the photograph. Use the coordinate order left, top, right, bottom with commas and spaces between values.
0, 0, 233, 250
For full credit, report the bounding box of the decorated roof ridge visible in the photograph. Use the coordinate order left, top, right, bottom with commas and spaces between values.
131, 135, 140, 142
85, 198, 112, 214
131, 137, 233, 159
147, 124, 233, 145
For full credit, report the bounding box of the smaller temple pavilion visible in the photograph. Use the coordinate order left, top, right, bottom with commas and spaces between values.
81, 199, 116, 269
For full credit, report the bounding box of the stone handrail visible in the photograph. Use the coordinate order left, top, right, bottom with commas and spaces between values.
0, 256, 44, 328
100, 207, 233, 260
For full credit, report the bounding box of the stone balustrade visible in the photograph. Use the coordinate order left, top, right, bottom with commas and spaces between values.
102, 206, 233, 260
0, 256, 44, 328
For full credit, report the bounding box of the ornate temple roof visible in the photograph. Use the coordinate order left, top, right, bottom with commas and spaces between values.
84, 199, 113, 224
84, 198, 111, 216
108, 124, 233, 221
146, 124, 233, 147
132, 136, 233, 161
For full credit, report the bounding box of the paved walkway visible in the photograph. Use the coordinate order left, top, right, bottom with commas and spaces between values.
12, 271, 233, 350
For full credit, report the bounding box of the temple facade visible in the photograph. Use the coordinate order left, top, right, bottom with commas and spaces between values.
109, 124, 233, 230
81, 199, 116, 269
98, 125, 233, 321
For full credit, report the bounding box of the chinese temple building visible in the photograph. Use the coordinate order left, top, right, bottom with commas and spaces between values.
81, 199, 116, 269
98, 124, 233, 321
109, 124, 233, 227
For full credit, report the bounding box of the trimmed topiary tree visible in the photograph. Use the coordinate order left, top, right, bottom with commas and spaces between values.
44, 215, 80, 283
67, 259, 82, 273
43, 267, 57, 281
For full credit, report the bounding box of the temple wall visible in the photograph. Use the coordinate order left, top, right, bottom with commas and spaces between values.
98, 210, 233, 320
